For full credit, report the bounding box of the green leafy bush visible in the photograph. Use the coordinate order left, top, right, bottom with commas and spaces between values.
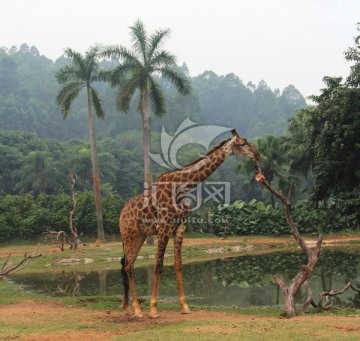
209, 199, 355, 237
0, 190, 124, 242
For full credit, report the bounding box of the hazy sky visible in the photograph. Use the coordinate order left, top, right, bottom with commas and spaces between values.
1, 0, 359, 98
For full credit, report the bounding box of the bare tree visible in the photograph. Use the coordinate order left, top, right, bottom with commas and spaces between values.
0, 244, 41, 280
44, 229, 73, 250
255, 163, 323, 317
44, 173, 80, 250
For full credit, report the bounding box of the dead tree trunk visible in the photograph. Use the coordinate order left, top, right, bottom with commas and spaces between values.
44, 174, 80, 250
68, 173, 80, 249
255, 163, 323, 317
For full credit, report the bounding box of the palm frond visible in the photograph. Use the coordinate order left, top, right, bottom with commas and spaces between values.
56, 80, 83, 118
108, 63, 135, 87
99, 44, 123, 59
89, 87, 105, 119
55, 64, 78, 83
148, 28, 171, 58
116, 75, 141, 112
85, 48, 100, 84
129, 19, 148, 63
96, 69, 113, 83
149, 78, 166, 116
64, 49, 88, 82
120, 46, 143, 67
161, 68, 192, 95
64, 48, 85, 69
151, 50, 177, 69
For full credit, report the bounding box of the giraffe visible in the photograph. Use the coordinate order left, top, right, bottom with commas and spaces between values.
119, 129, 260, 318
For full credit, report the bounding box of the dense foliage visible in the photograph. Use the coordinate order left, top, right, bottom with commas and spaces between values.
0, 191, 123, 242
208, 199, 348, 237
303, 26, 360, 227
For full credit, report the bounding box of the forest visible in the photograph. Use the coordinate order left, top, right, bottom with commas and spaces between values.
0, 44, 305, 140
0, 22, 359, 242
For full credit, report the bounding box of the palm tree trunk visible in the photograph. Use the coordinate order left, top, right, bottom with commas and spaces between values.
87, 88, 105, 243
142, 91, 153, 194
142, 90, 154, 245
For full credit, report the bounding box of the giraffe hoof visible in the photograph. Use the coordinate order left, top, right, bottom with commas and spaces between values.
149, 311, 160, 318
181, 309, 191, 314
133, 312, 144, 318
123, 308, 133, 317
181, 305, 191, 314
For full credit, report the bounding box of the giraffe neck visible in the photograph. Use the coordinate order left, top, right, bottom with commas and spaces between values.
158, 138, 233, 184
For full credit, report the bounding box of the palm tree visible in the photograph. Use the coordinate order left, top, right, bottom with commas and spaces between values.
55, 47, 106, 243
102, 19, 192, 192
15, 151, 64, 194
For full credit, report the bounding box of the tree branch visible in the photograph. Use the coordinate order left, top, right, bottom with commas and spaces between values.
44, 228, 73, 250
0, 244, 42, 279
316, 282, 360, 311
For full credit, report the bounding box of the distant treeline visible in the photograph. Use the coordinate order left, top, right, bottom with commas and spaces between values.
0, 43, 306, 141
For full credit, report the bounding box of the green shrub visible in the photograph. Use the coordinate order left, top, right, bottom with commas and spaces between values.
208, 198, 356, 237
0, 190, 124, 242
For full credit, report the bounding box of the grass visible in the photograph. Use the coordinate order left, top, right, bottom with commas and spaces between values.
110, 319, 360, 341
0, 234, 298, 274
1, 234, 360, 340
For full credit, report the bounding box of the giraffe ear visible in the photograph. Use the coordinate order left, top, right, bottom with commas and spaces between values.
231, 129, 238, 137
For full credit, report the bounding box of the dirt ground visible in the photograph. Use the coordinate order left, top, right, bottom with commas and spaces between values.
2, 300, 360, 341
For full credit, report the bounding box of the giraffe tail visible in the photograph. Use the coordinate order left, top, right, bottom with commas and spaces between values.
120, 256, 130, 307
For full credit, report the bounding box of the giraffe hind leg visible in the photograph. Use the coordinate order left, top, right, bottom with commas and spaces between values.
120, 256, 132, 316
149, 231, 170, 318
122, 231, 147, 318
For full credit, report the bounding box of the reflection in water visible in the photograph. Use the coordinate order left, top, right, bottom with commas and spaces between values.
11, 249, 360, 308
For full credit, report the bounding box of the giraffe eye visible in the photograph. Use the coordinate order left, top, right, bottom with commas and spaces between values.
238, 143, 247, 147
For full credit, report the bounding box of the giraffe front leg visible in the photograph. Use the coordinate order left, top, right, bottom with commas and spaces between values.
149, 234, 169, 318
174, 224, 191, 314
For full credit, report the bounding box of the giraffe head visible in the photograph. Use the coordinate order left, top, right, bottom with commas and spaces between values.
230, 129, 260, 160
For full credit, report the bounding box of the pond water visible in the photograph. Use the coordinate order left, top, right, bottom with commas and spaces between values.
11, 249, 360, 308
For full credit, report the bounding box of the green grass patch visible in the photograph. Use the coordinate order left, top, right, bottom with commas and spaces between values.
0, 277, 40, 305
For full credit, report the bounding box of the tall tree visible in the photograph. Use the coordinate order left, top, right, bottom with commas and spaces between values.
307, 24, 360, 226
102, 19, 192, 193
15, 151, 63, 194
55, 47, 106, 243
285, 108, 315, 178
